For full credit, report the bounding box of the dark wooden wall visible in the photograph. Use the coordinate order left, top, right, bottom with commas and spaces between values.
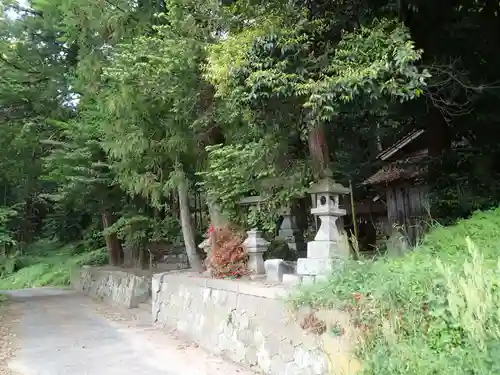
386, 183, 429, 245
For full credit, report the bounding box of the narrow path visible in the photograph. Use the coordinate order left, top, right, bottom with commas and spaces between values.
2, 288, 254, 375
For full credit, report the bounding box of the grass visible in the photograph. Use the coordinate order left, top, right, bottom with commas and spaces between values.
289, 207, 500, 375
0, 239, 107, 290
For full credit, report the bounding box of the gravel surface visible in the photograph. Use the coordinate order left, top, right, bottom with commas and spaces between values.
0, 299, 20, 375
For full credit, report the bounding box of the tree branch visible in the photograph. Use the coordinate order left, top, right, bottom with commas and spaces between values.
102, 0, 140, 22
423, 60, 500, 117
0, 55, 43, 75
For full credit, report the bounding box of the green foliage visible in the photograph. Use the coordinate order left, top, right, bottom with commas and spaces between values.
0, 207, 17, 249
97, 4, 214, 207
203, 9, 429, 222
104, 214, 182, 249
288, 207, 500, 375
199, 141, 311, 232
0, 240, 107, 290
1, 0, 499, 292
264, 239, 297, 261
40, 116, 127, 246
42, 118, 117, 205
300, 19, 429, 124
206, 15, 428, 136
198, 142, 275, 221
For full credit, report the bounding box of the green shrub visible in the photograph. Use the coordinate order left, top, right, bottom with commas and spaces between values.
288, 207, 500, 375
264, 239, 298, 261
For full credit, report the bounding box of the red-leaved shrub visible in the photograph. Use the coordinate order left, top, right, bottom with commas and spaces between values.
205, 226, 249, 278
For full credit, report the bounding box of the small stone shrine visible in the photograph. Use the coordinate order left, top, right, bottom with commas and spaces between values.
297, 175, 350, 284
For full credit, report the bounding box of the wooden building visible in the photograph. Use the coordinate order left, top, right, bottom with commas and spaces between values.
363, 129, 429, 245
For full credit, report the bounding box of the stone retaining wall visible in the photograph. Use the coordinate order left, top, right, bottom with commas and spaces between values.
152, 273, 360, 375
73, 266, 151, 308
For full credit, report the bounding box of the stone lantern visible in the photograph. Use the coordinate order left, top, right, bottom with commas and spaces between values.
297, 176, 350, 283
239, 196, 270, 278
243, 229, 269, 276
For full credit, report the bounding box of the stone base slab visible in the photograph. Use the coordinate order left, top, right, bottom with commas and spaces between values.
297, 258, 333, 276
307, 240, 349, 259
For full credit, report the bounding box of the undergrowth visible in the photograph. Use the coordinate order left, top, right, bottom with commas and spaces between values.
288, 207, 500, 375
0, 239, 107, 290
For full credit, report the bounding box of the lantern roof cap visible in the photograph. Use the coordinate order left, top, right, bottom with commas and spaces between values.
309, 176, 350, 195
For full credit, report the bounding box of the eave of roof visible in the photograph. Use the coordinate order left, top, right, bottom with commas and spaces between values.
362, 152, 427, 185
376, 129, 425, 161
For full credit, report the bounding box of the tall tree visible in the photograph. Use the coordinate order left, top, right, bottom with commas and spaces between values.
0, 0, 74, 244
202, 1, 429, 228
93, 0, 223, 270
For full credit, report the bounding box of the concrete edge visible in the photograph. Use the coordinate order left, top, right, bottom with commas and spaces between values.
80, 265, 150, 280
157, 273, 289, 299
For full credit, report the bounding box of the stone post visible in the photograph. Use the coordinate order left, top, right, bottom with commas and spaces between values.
297, 177, 350, 284
243, 229, 269, 277
277, 206, 306, 257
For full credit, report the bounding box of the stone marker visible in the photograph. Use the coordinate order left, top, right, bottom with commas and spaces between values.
264, 259, 296, 283
277, 206, 306, 257
297, 175, 350, 284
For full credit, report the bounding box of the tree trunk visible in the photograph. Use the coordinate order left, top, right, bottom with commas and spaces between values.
101, 212, 124, 266
177, 173, 204, 272
308, 123, 331, 176
138, 247, 149, 269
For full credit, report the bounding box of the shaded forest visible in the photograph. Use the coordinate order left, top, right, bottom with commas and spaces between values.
0, 0, 499, 266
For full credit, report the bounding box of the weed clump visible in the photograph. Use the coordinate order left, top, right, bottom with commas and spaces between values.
288, 207, 500, 375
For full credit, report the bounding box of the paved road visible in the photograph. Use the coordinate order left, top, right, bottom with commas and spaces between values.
2, 288, 253, 375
